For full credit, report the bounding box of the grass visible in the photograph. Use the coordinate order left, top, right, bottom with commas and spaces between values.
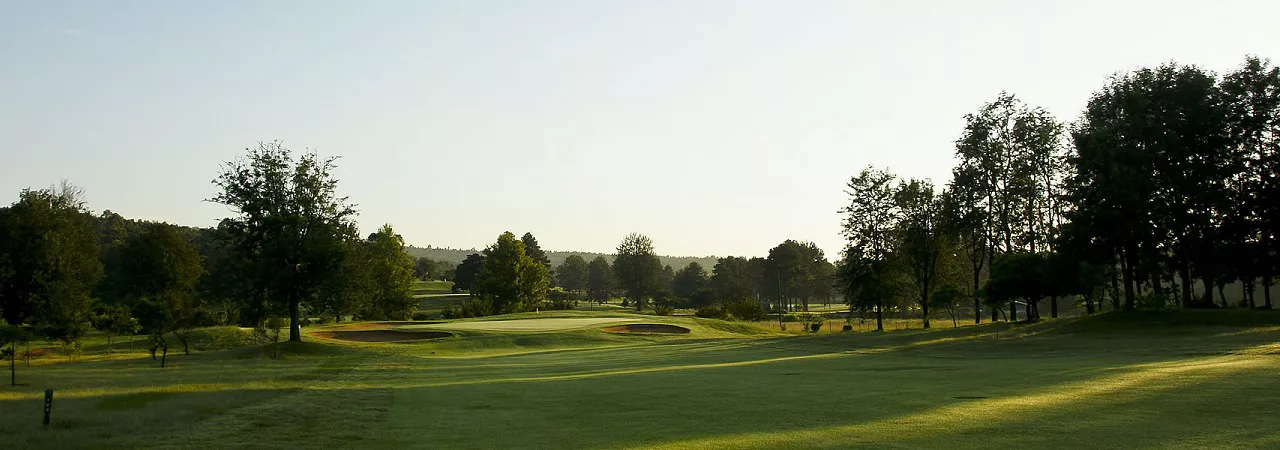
2, 310, 1279, 448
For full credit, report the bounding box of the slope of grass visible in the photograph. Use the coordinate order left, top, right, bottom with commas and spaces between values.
2, 311, 1278, 448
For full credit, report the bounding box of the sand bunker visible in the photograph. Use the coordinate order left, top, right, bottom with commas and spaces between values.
420, 317, 641, 332
601, 324, 691, 334
313, 330, 452, 342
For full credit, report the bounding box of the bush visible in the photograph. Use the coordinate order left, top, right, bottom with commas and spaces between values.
411, 311, 432, 321
1137, 294, 1178, 311
653, 304, 674, 316
799, 314, 824, 334
695, 305, 727, 320
547, 288, 573, 302
544, 298, 575, 311
726, 298, 767, 321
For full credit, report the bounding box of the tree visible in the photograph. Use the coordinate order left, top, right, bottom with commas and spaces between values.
210, 142, 358, 342
710, 256, 758, 301
120, 223, 205, 365
314, 237, 372, 322
521, 232, 552, 282
613, 233, 664, 310
586, 256, 614, 303
895, 179, 945, 328
1222, 56, 1280, 309
92, 304, 139, 353
1, 324, 31, 386
362, 225, 417, 320
1069, 63, 1233, 310
473, 232, 549, 314
0, 184, 102, 350
942, 173, 990, 324
415, 257, 438, 281
839, 167, 901, 331
838, 247, 898, 332
555, 255, 590, 296
930, 284, 965, 328
454, 253, 484, 293
671, 262, 709, 304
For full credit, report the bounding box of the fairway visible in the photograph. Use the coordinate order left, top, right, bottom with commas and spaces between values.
417, 317, 642, 332
2, 311, 1280, 449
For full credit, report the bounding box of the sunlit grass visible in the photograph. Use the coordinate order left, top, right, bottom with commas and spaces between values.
2, 311, 1278, 449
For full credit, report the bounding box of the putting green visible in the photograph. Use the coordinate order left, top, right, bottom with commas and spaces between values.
417, 317, 641, 332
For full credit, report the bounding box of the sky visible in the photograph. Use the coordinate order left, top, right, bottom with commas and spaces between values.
3, 1, 1279, 259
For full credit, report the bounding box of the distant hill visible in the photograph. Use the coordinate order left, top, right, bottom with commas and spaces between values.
406, 245, 720, 270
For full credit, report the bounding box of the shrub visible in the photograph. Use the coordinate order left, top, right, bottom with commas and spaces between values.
547, 288, 572, 302
695, 305, 727, 320
1137, 294, 1178, 311
799, 314, 824, 334
411, 311, 432, 321
653, 304, 675, 316
545, 298, 575, 311
726, 298, 767, 322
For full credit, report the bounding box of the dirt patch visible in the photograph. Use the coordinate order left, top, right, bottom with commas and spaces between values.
601, 324, 691, 334
313, 330, 452, 342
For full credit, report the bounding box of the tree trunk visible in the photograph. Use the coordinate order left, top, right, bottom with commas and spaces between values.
1200, 276, 1215, 308
1178, 258, 1194, 308
1009, 300, 1018, 322
1122, 253, 1136, 311
1263, 227, 1274, 309
106, 335, 113, 354
1050, 296, 1058, 319
289, 291, 302, 342
922, 292, 931, 329
1109, 264, 1121, 311
9, 343, 15, 387
1085, 294, 1096, 314
1151, 270, 1164, 298
1244, 278, 1255, 308
973, 267, 982, 324
174, 331, 190, 355
991, 307, 998, 322
875, 304, 884, 332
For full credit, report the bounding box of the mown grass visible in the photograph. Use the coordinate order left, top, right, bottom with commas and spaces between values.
2, 311, 1278, 449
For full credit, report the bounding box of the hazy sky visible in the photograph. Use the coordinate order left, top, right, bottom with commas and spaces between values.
3, 1, 1278, 259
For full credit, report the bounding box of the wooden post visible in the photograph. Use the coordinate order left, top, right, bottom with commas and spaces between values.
43, 389, 53, 426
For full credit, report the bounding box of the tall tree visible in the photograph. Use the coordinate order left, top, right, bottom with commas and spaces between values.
711, 256, 758, 301
415, 257, 438, 281
1069, 63, 1232, 309
613, 233, 663, 310
671, 262, 709, 302
120, 223, 204, 364
586, 256, 614, 303
521, 232, 553, 283
555, 255, 590, 296
839, 167, 900, 331
473, 232, 548, 314
362, 225, 417, 320
939, 185, 988, 323
0, 184, 102, 348
894, 179, 945, 328
1222, 56, 1280, 309
210, 141, 358, 342
454, 253, 484, 293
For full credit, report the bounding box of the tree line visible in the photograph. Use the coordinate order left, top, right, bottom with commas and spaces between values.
839, 56, 1280, 331
447, 232, 836, 321
0, 142, 419, 370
